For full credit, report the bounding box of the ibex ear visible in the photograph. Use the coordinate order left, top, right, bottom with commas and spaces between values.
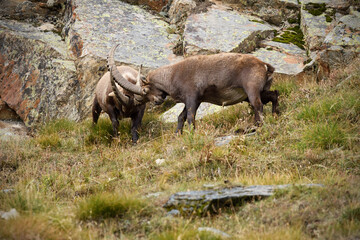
142, 76, 149, 84
143, 86, 150, 94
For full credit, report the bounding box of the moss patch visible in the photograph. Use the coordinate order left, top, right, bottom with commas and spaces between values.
303, 3, 326, 16
250, 19, 265, 24
273, 26, 305, 49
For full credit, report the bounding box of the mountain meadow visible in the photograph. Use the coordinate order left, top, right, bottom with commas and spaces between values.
1, 58, 359, 239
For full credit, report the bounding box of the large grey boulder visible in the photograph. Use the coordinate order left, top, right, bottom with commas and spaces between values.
184, 8, 275, 55
160, 103, 224, 123
63, 0, 179, 69
253, 41, 308, 75
0, 19, 80, 128
62, 0, 181, 117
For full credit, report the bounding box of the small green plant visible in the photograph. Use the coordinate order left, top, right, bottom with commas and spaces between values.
298, 98, 340, 122
38, 119, 76, 135
76, 192, 152, 221
4, 188, 45, 213
36, 133, 62, 149
273, 78, 297, 97
151, 228, 223, 240
301, 122, 346, 150
303, 3, 326, 16
342, 207, 360, 222
84, 118, 114, 145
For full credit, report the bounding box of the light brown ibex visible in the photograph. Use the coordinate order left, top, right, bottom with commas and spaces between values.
92, 64, 146, 143
108, 44, 279, 133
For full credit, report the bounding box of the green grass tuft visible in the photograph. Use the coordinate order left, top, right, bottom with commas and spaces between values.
76, 192, 152, 221
273, 77, 297, 97
301, 121, 346, 150
150, 228, 224, 240
342, 207, 360, 222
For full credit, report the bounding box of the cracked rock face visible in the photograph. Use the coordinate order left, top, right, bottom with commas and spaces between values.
184, 8, 275, 55
0, 20, 80, 128
301, 4, 331, 51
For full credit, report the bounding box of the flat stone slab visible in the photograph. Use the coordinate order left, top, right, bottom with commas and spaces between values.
184, 8, 275, 54
160, 102, 225, 123
253, 41, 308, 75
164, 184, 323, 215
65, 0, 180, 68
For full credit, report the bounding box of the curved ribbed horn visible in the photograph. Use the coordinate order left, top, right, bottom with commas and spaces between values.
108, 44, 144, 95
110, 68, 130, 106
136, 64, 142, 87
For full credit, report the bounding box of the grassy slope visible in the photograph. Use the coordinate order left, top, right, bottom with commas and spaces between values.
0, 59, 359, 239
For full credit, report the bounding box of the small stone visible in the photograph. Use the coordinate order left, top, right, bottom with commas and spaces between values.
214, 135, 236, 146
1, 209, 19, 220
198, 227, 231, 238
155, 158, 166, 165
167, 209, 180, 216
38, 23, 55, 32
1, 189, 14, 193
146, 192, 163, 198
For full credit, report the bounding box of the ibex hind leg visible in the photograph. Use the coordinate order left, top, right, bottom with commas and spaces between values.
260, 90, 279, 114
130, 106, 145, 144
176, 106, 187, 134
244, 87, 263, 125
108, 107, 120, 137
92, 97, 102, 124
185, 100, 200, 132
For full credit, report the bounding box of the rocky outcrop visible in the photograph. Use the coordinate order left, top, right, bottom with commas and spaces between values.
0, 99, 20, 121
0, 19, 80, 127
184, 8, 275, 55
300, 1, 360, 78
168, 0, 197, 24
221, 0, 300, 26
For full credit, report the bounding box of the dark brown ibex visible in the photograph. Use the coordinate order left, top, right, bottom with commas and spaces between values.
108, 45, 279, 133
92, 64, 146, 143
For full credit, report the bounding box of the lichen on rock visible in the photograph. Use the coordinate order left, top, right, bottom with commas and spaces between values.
184, 8, 275, 55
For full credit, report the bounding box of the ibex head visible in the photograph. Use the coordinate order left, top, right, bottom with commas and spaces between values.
108, 45, 167, 106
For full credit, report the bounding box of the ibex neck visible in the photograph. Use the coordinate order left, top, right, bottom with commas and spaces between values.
149, 66, 173, 94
